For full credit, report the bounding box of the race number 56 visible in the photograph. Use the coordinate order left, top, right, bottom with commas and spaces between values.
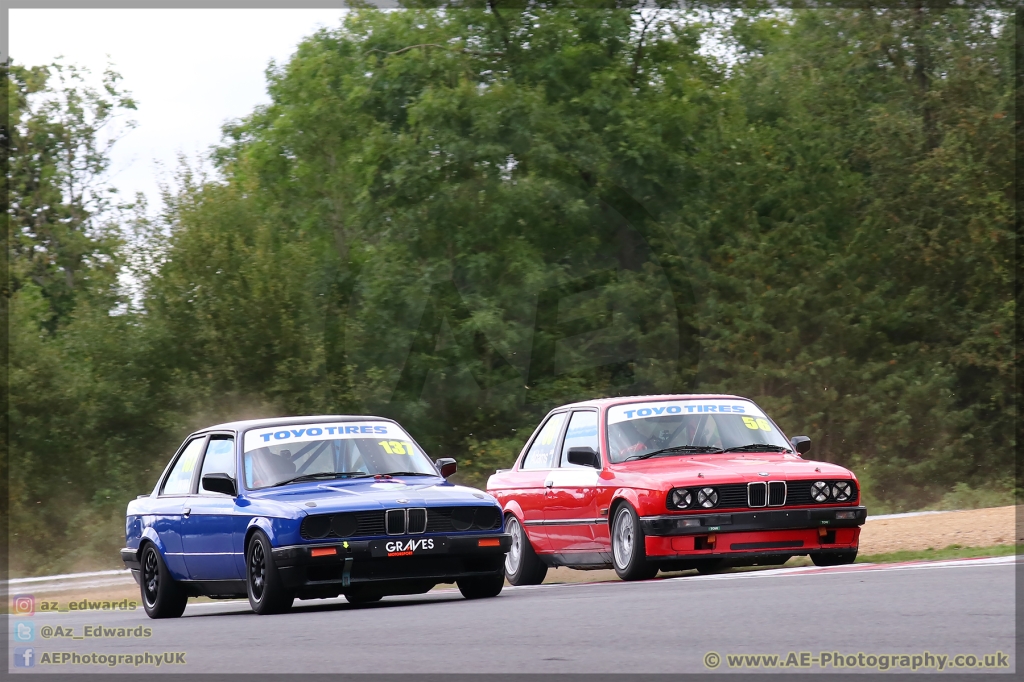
742, 417, 772, 431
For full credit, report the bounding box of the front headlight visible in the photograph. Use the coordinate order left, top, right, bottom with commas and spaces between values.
669, 488, 692, 509
697, 487, 718, 508
832, 481, 853, 502
810, 481, 830, 502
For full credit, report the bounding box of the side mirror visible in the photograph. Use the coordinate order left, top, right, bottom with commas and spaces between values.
790, 436, 811, 455
567, 446, 601, 469
435, 458, 457, 479
202, 473, 237, 496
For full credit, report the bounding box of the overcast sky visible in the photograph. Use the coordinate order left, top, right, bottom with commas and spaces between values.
11, 8, 348, 209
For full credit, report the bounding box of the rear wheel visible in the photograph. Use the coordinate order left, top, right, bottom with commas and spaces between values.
611, 503, 658, 581
246, 531, 295, 614
503, 515, 548, 586
457, 573, 504, 599
140, 544, 188, 619
812, 550, 857, 567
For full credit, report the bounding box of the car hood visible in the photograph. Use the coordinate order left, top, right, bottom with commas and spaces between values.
246, 477, 499, 515
612, 452, 855, 486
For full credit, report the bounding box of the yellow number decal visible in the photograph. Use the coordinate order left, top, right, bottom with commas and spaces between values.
380, 440, 411, 454
742, 417, 759, 430
756, 418, 772, 432
378, 440, 394, 454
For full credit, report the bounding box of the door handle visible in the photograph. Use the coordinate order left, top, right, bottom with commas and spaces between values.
545, 481, 553, 488
183, 507, 191, 518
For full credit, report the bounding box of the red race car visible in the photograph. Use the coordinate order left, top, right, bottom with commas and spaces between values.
487, 394, 866, 583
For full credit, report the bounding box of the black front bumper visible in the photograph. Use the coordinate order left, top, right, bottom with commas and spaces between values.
120, 548, 141, 570
641, 506, 867, 536
119, 548, 142, 586
272, 534, 511, 593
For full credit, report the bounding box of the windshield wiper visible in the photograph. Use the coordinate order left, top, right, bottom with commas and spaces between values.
379, 471, 432, 477
271, 472, 371, 487
623, 445, 724, 461
720, 444, 791, 453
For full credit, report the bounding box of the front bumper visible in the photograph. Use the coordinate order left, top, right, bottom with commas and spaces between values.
271, 533, 511, 593
640, 506, 867, 537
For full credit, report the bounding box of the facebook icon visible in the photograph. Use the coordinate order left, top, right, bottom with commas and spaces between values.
14, 647, 35, 668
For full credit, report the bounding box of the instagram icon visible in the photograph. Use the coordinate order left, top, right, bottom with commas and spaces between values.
12, 594, 35, 617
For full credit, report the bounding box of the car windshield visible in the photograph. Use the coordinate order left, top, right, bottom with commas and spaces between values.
606, 400, 792, 463
242, 420, 436, 489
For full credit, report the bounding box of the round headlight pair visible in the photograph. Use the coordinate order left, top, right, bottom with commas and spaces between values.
811, 480, 854, 503
668, 487, 717, 509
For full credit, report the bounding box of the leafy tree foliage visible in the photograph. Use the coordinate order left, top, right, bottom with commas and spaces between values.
6, 5, 1014, 573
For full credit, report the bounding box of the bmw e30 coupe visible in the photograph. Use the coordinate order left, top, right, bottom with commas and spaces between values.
122, 416, 510, 617
487, 395, 865, 583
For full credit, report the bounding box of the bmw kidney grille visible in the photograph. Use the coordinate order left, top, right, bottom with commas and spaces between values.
385, 508, 406, 535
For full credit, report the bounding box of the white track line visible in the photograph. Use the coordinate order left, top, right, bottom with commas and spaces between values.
505, 555, 1018, 591
866, 510, 961, 521
3, 569, 132, 585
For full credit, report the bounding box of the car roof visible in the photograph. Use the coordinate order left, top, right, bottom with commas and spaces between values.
197, 414, 396, 434
554, 394, 750, 410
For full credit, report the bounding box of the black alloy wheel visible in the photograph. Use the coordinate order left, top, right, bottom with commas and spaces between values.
246, 531, 295, 615
139, 544, 187, 619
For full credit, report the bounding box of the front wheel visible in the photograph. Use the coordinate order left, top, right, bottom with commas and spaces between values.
504, 515, 548, 586
457, 573, 504, 599
246, 531, 295, 614
140, 544, 188, 619
611, 503, 658, 581
811, 550, 857, 567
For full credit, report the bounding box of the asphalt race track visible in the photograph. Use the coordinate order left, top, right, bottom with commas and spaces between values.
10, 556, 1016, 674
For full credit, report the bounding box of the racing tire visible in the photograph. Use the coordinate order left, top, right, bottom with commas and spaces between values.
811, 550, 858, 567
695, 559, 728, 575
457, 573, 505, 599
503, 514, 548, 586
246, 531, 295, 615
611, 503, 658, 581
140, 543, 188, 619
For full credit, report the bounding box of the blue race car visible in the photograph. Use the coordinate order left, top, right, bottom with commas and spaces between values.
121, 416, 511, 617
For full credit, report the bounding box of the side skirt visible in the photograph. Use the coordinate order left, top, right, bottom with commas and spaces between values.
180, 579, 247, 599
540, 552, 613, 570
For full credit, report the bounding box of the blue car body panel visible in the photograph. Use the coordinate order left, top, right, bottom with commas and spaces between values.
123, 416, 508, 596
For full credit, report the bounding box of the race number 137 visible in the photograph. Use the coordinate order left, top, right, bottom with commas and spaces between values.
378, 440, 414, 454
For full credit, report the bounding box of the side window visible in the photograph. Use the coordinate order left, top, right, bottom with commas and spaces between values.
161, 438, 205, 495
520, 413, 567, 470
199, 436, 236, 494
560, 411, 599, 468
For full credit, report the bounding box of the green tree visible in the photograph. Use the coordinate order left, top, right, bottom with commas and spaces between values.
7, 4, 1015, 574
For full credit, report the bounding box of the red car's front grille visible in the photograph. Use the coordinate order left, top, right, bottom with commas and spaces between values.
710, 480, 857, 510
